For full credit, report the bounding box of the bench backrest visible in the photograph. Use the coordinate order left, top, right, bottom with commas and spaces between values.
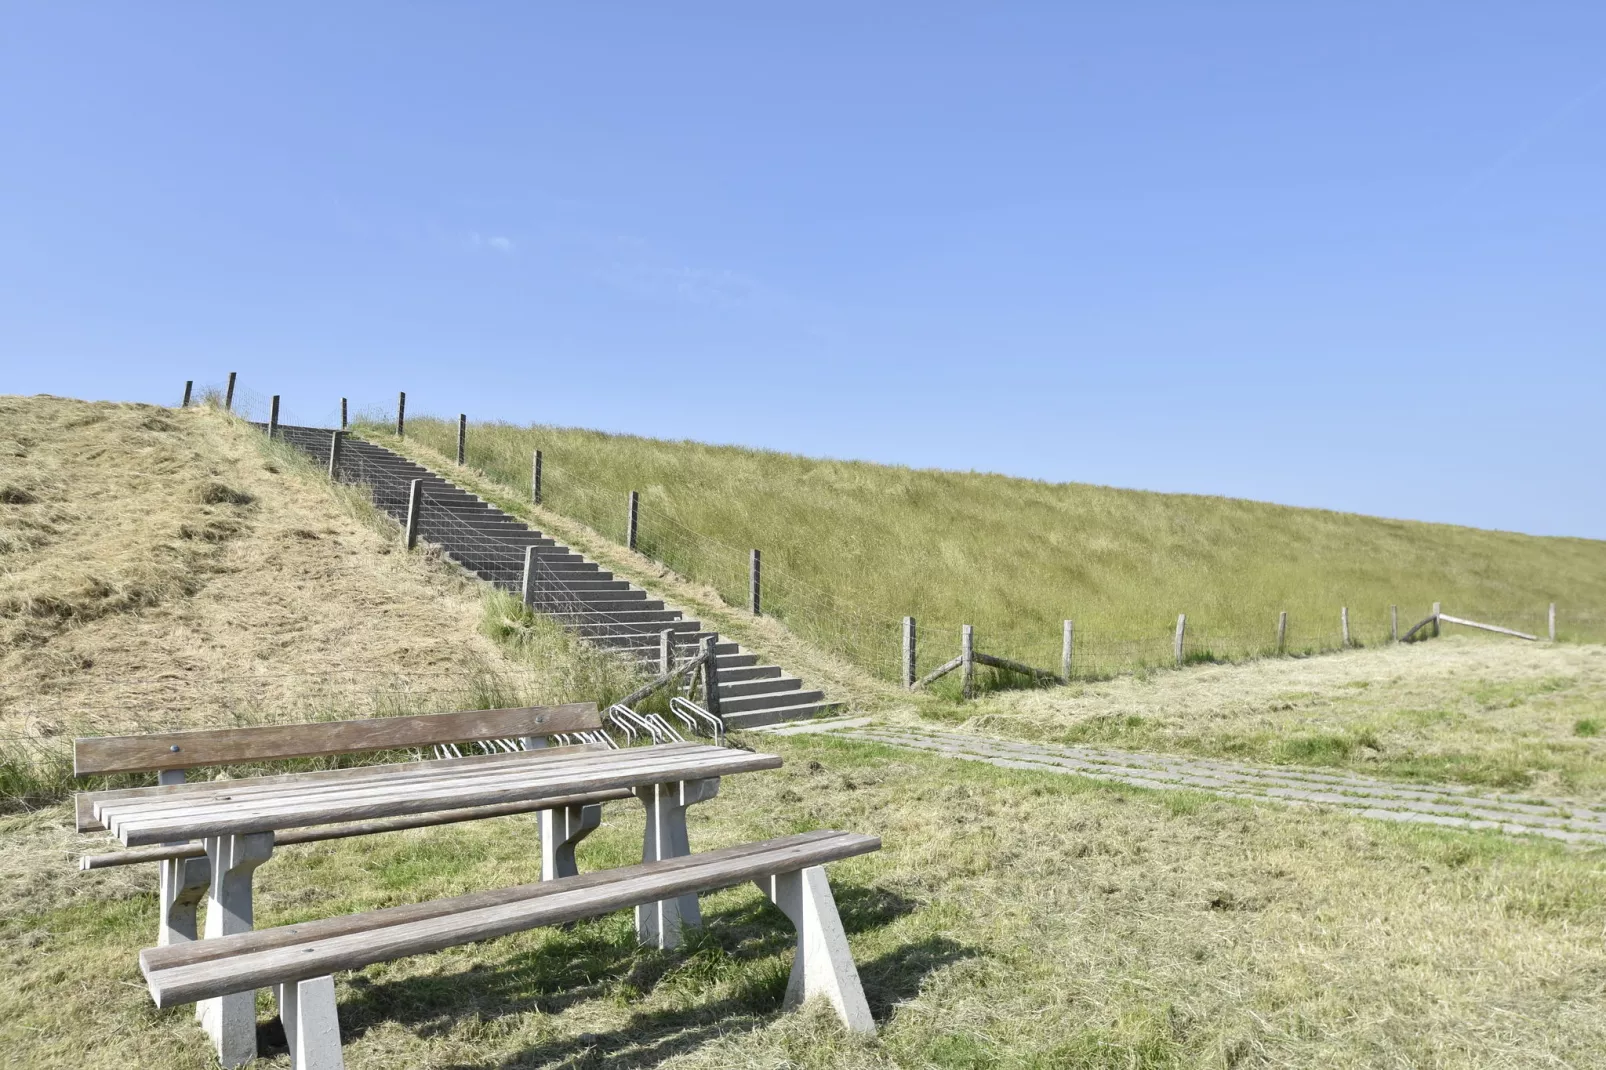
73, 702, 602, 776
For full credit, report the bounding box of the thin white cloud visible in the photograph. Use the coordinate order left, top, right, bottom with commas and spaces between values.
467, 230, 515, 254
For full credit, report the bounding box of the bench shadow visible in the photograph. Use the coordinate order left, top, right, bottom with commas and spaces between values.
304, 883, 972, 1067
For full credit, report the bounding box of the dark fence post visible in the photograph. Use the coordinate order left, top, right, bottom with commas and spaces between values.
340, 398, 348, 429
532, 450, 543, 505
749, 549, 761, 615
224, 372, 237, 411
268, 395, 280, 438
627, 491, 639, 551
457, 414, 466, 465
703, 634, 721, 717
522, 545, 537, 607
327, 431, 343, 480
181, 381, 193, 408
396, 391, 406, 437
902, 616, 916, 689
405, 479, 423, 549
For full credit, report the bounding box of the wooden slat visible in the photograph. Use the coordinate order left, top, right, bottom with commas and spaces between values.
144, 831, 881, 1006
91, 743, 671, 826
106, 747, 747, 841
81, 787, 636, 870
76, 742, 609, 832
95, 744, 703, 828
73, 703, 602, 775
117, 748, 781, 845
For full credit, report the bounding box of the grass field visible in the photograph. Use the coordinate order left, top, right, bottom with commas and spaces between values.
367, 416, 1606, 684
9, 394, 1606, 1068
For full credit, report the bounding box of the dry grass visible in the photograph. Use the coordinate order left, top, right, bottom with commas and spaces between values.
0, 396, 640, 808
6, 732, 1606, 1068
937, 636, 1606, 799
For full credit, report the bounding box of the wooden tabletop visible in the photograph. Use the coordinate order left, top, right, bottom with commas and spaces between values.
88, 742, 782, 847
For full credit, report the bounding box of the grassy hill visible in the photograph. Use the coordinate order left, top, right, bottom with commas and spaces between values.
376, 416, 1606, 685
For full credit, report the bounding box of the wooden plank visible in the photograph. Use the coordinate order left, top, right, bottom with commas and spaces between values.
141, 829, 853, 974
144, 831, 881, 1006
93, 742, 649, 826
95, 743, 696, 826
77, 741, 607, 832
74, 703, 602, 776
1401, 613, 1439, 642
914, 655, 962, 688
619, 646, 712, 708
117, 748, 780, 845
1438, 613, 1538, 641
973, 652, 1059, 680
81, 788, 636, 870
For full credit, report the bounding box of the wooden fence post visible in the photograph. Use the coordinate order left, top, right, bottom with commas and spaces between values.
1341, 606, 1350, 647
1390, 605, 1398, 642
405, 479, 423, 550
532, 450, 542, 505
224, 372, 236, 412
661, 629, 675, 676
521, 545, 537, 608
181, 381, 192, 408
456, 414, 467, 465
1549, 602, 1557, 642
1276, 610, 1287, 652
902, 617, 916, 689
267, 395, 280, 438
340, 398, 348, 429
627, 491, 639, 551
961, 624, 975, 699
703, 634, 722, 717
1061, 620, 1074, 682
327, 431, 343, 481
1431, 601, 1441, 638
1174, 614, 1187, 667
396, 391, 406, 437
749, 549, 761, 615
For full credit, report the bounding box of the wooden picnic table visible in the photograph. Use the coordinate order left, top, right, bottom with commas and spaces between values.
83, 738, 782, 1064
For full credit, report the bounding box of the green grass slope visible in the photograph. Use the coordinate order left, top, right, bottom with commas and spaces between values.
373, 416, 1606, 684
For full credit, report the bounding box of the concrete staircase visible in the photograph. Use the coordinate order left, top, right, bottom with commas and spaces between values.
270, 424, 840, 729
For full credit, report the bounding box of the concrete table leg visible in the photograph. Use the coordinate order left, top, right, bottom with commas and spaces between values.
157, 854, 211, 945
541, 802, 602, 881
754, 866, 876, 1034
634, 777, 720, 949
197, 831, 273, 1068
276, 974, 346, 1070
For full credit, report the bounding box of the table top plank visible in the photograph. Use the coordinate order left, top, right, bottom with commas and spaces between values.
113, 745, 781, 846
92, 743, 686, 825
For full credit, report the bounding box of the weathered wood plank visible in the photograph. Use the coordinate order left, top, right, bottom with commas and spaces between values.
1438, 613, 1538, 641
972, 652, 1059, 680
145, 832, 881, 1006
74, 703, 602, 776
117, 748, 780, 845
81, 788, 636, 871
915, 655, 962, 689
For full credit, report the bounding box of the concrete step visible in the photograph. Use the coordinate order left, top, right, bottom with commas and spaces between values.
721, 701, 844, 730
717, 676, 803, 699
531, 597, 666, 614
716, 688, 824, 715
717, 664, 783, 683
545, 608, 684, 625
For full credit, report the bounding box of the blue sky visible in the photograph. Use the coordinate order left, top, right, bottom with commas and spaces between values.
3, 4, 1603, 537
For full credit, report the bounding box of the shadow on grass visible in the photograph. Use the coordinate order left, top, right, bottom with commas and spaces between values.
277, 883, 972, 1067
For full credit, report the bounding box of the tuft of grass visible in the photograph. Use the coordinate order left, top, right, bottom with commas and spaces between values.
1576, 718, 1601, 738
362, 414, 1602, 686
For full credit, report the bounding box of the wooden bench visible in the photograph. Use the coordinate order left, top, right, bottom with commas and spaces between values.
74, 703, 626, 948
140, 830, 881, 1068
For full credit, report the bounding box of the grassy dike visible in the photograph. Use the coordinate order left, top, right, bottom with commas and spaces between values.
375, 416, 1606, 683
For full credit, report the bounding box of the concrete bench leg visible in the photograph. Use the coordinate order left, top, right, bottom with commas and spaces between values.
158, 855, 211, 946
634, 777, 719, 949
541, 802, 602, 881
197, 831, 273, 1068
276, 974, 345, 1070
754, 866, 875, 1035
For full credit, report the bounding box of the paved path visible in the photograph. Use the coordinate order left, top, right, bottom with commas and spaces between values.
756, 719, 1606, 846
